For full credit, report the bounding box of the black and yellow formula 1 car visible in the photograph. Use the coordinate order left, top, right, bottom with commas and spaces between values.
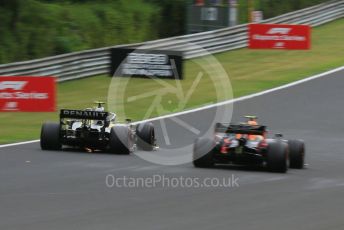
40, 102, 156, 154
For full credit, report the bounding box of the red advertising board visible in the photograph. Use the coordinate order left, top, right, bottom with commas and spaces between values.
248, 24, 311, 50
0, 76, 56, 112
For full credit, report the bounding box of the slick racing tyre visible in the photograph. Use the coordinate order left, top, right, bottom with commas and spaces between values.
193, 138, 215, 168
109, 125, 132, 154
40, 122, 61, 150
288, 139, 305, 169
136, 122, 155, 151
266, 141, 288, 173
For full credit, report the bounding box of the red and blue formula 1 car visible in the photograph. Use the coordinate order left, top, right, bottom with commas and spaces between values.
193, 116, 305, 173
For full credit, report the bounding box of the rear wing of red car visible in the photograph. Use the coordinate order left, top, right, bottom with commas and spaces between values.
215, 123, 266, 135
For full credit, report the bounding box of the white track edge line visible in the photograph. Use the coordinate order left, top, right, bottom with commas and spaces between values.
1, 65, 343, 148
132, 65, 344, 124
0, 140, 40, 148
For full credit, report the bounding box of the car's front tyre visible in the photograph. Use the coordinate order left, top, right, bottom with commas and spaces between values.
136, 122, 155, 151
288, 139, 305, 169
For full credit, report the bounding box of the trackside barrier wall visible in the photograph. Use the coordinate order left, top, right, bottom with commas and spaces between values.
0, 0, 343, 82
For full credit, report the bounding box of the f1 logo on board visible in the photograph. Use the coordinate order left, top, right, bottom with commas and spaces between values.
0, 76, 56, 112
266, 28, 292, 35
0, 81, 27, 90
248, 24, 311, 50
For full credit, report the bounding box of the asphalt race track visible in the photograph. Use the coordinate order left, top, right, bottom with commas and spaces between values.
1, 69, 344, 230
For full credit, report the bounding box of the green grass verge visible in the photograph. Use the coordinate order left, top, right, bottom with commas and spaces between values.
1, 18, 344, 144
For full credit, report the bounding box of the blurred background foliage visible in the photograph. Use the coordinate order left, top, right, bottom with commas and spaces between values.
237, 0, 330, 23
0, 0, 331, 64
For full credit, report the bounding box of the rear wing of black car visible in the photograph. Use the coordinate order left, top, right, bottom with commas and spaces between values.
60, 109, 109, 120
215, 123, 266, 135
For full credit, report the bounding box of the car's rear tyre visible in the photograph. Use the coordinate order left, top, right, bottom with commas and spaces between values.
193, 138, 215, 168
288, 139, 305, 169
266, 141, 288, 173
40, 122, 61, 150
109, 126, 132, 154
136, 122, 155, 151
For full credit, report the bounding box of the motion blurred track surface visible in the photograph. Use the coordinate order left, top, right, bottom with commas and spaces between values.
1, 69, 344, 230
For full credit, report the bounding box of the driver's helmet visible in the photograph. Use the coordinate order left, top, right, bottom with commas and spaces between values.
247, 119, 263, 141
95, 107, 104, 112
236, 117, 262, 140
